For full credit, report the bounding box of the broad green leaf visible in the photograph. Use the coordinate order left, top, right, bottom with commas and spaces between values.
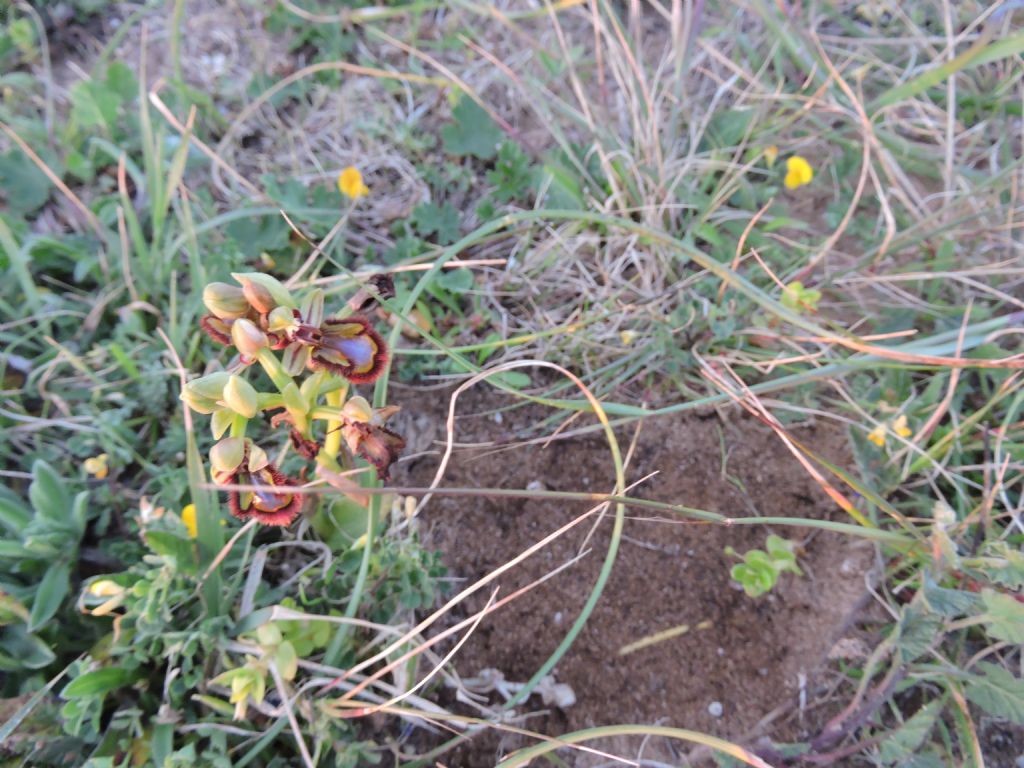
144, 531, 197, 571
411, 202, 461, 245
0, 592, 29, 625
275, 640, 298, 681
0, 489, 31, 533
490, 371, 531, 389
29, 460, 71, 525
965, 662, 1024, 724
877, 699, 943, 765
442, 97, 502, 159
70, 79, 121, 128
0, 624, 55, 671
28, 560, 71, 631
61, 666, 138, 699
0, 149, 50, 215
980, 589, 1024, 643
435, 267, 474, 294
702, 108, 753, 149
921, 578, 981, 618
104, 61, 137, 102
896, 604, 943, 663
975, 541, 1024, 589
0, 541, 32, 559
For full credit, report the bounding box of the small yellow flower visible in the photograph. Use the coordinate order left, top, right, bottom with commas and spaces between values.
84, 453, 109, 479
868, 415, 913, 448
88, 579, 124, 598
619, 330, 637, 346
338, 166, 369, 199
784, 155, 814, 190
867, 423, 887, 448
181, 503, 198, 539
892, 414, 912, 439
764, 145, 779, 168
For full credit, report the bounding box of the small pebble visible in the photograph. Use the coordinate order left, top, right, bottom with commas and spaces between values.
493, 412, 503, 424
553, 611, 563, 625
708, 701, 723, 718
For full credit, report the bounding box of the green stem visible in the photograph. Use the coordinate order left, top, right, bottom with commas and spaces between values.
321, 386, 347, 461
256, 348, 295, 392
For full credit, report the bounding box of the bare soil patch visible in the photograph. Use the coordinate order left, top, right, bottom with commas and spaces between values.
390, 385, 875, 765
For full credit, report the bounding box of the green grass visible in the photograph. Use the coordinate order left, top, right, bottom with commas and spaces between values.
1, 0, 1022, 765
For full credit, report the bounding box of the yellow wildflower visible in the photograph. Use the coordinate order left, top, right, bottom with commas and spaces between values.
764, 145, 779, 168
868, 414, 912, 448
619, 330, 637, 346
181, 503, 198, 539
84, 453, 109, 479
88, 580, 124, 598
86, 580, 126, 617
867, 423, 887, 447
338, 166, 369, 199
784, 155, 814, 190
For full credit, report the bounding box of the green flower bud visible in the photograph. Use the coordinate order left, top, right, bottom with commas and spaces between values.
240, 278, 277, 314
231, 318, 269, 357
210, 437, 246, 477
223, 375, 259, 418
232, 272, 296, 312
203, 282, 250, 319
181, 371, 231, 413
267, 306, 295, 333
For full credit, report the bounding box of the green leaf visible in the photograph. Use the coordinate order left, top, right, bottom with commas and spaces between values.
877, 699, 943, 765
0, 148, 51, 215
0, 489, 31, 534
702, 108, 754, 150
442, 97, 502, 159
0, 623, 55, 671
896, 604, 943, 663
411, 201, 461, 245
104, 61, 137, 102
0, 592, 29, 625
921, 578, 981, 618
275, 640, 298, 681
975, 541, 1024, 589
29, 460, 72, 525
965, 662, 1024, 724
486, 140, 533, 203
435, 268, 474, 294
490, 371, 531, 389
0, 541, 33, 559
70, 79, 121, 128
144, 531, 197, 571
28, 560, 71, 631
61, 667, 138, 699
980, 589, 1024, 643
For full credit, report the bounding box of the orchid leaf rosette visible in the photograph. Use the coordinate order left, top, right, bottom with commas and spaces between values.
181, 272, 404, 527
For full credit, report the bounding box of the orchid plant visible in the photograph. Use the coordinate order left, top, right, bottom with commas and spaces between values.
181, 272, 404, 527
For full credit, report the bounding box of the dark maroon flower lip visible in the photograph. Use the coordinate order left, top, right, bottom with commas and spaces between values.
226, 464, 303, 527
200, 315, 234, 346
306, 315, 388, 384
